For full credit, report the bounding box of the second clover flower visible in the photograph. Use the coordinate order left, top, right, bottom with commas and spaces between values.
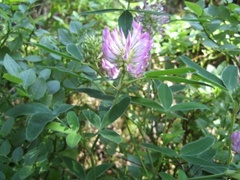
102, 20, 153, 79
231, 131, 240, 154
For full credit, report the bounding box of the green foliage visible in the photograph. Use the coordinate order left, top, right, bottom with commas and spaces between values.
0, 0, 239, 179
118, 10, 133, 38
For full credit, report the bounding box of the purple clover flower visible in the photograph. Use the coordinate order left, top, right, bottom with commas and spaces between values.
231, 131, 240, 154
101, 20, 153, 79
135, 1, 170, 35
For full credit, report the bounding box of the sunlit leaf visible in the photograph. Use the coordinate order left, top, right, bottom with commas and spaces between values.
221, 65, 238, 91
170, 102, 209, 111
82, 110, 101, 129
67, 111, 79, 131
180, 136, 215, 155
185, 1, 203, 16
3, 54, 21, 76
66, 132, 81, 148
3, 73, 23, 84
158, 83, 173, 109
180, 55, 225, 89
99, 129, 122, 144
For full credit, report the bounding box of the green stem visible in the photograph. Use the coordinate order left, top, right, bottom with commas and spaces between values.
127, 0, 131, 9
138, 128, 155, 178
113, 71, 126, 104
86, 144, 96, 179
126, 120, 151, 179
227, 94, 238, 165
126, 76, 145, 85
91, 134, 100, 152
90, 63, 117, 90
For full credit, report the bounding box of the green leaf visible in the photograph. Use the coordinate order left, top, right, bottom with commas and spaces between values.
26, 112, 55, 141
82, 110, 101, 129
145, 67, 196, 76
3, 73, 23, 84
16, 87, 30, 97
52, 103, 73, 116
47, 80, 60, 94
66, 132, 81, 148
170, 102, 209, 111
35, 43, 80, 62
202, 39, 218, 48
158, 83, 173, 109
178, 169, 188, 180
24, 55, 42, 62
69, 21, 82, 34
0, 140, 11, 156
3, 54, 21, 76
87, 163, 112, 179
131, 96, 164, 112
99, 129, 122, 144
39, 69, 51, 80
67, 111, 79, 131
101, 96, 130, 128
45, 66, 79, 78
140, 143, 177, 157
13, 166, 34, 180
28, 78, 47, 100
221, 65, 238, 91
12, 147, 23, 163
0, 118, 14, 136
118, 10, 133, 38
58, 28, 74, 45
9, 35, 23, 52
24, 147, 38, 165
46, 122, 72, 134
145, 75, 211, 87
77, 88, 114, 101
66, 44, 83, 61
159, 172, 175, 180
181, 155, 225, 167
19, 69, 36, 87
5, 103, 52, 117
185, 1, 203, 16
180, 136, 215, 156
62, 156, 86, 179
226, 170, 240, 180
180, 55, 225, 89
0, 171, 5, 179
218, 5, 230, 20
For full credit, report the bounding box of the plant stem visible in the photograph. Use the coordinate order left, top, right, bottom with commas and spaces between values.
114, 72, 125, 104
91, 134, 100, 152
227, 94, 238, 164
126, 120, 151, 179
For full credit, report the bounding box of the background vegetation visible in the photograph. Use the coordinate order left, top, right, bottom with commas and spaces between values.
0, 0, 240, 179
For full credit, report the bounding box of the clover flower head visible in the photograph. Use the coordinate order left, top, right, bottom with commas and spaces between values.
231, 131, 240, 154
101, 20, 153, 79
135, 0, 169, 34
